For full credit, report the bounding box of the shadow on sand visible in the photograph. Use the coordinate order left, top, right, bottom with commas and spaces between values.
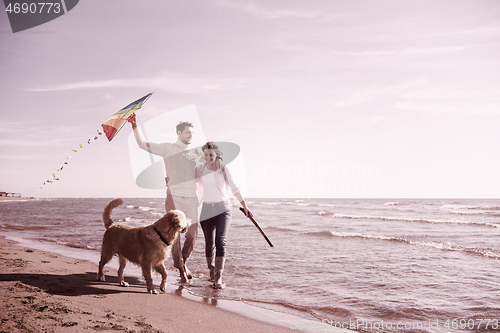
0, 271, 145, 296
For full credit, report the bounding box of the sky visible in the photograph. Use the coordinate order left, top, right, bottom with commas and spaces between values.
1, 0, 499, 198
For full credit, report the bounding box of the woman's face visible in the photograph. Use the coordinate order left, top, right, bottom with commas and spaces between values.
204, 148, 216, 163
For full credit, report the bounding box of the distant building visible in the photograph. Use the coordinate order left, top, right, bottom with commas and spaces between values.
0, 192, 22, 197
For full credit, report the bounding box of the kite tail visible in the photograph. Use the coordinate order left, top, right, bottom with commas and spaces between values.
102, 198, 124, 230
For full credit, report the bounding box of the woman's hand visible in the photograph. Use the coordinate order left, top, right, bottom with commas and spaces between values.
242, 206, 253, 218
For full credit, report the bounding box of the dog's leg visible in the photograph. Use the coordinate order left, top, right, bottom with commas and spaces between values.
141, 264, 157, 294
97, 249, 113, 282
154, 263, 168, 292
118, 256, 129, 287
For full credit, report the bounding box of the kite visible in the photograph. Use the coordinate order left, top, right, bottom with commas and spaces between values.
37, 93, 153, 191
102, 92, 153, 141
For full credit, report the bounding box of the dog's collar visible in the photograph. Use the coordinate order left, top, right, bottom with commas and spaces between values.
154, 226, 170, 246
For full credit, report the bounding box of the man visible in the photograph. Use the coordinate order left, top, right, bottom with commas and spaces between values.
129, 116, 211, 283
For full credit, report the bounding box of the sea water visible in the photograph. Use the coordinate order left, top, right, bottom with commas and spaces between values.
1, 198, 499, 333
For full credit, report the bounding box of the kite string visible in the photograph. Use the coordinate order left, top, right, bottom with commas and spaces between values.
38, 92, 154, 191
37, 129, 103, 190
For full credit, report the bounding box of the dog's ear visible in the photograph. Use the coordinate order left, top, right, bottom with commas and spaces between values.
171, 212, 181, 227
165, 210, 181, 227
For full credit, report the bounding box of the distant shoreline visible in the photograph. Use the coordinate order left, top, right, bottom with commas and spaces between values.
0, 196, 35, 201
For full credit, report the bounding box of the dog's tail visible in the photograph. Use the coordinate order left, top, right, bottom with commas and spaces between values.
102, 198, 124, 230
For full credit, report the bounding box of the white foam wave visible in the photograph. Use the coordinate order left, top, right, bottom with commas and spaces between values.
150, 212, 164, 217
261, 201, 311, 207
328, 232, 500, 259
441, 204, 480, 210
121, 217, 151, 225
441, 204, 500, 211
332, 213, 500, 228
449, 210, 483, 215
125, 205, 156, 212
319, 204, 338, 208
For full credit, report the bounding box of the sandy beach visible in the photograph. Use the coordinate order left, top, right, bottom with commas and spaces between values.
0, 236, 301, 333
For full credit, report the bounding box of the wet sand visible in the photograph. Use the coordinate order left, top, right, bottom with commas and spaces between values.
0, 236, 301, 333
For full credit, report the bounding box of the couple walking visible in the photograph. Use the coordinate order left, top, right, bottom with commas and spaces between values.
129, 116, 251, 289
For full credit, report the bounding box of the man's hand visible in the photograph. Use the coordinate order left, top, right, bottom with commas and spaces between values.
127, 114, 137, 129
214, 157, 224, 171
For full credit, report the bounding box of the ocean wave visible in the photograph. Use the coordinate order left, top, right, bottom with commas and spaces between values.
441, 204, 481, 210
242, 299, 353, 324
318, 203, 338, 208
260, 201, 312, 207
441, 204, 500, 211
150, 212, 164, 217
125, 205, 156, 212
266, 225, 297, 233
332, 213, 500, 228
315, 306, 352, 317
283, 202, 307, 206
1, 224, 47, 231
43, 238, 96, 250
118, 217, 152, 225
56, 241, 96, 250
449, 210, 483, 215
327, 231, 500, 259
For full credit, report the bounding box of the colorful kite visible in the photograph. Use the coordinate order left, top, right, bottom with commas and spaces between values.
102, 92, 153, 141
37, 93, 153, 191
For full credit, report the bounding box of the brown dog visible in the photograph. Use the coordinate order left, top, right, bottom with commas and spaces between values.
97, 198, 191, 293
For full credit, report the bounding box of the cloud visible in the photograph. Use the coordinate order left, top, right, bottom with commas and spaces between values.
25, 79, 135, 92
0, 122, 85, 147
0, 137, 72, 147
335, 77, 428, 108
334, 75, 500, 115
394, 102, 500, 115
430, 25, 500, 38
26, 75, 246, 93
335, 81, 388, 107
216, 0, 321, 20
331, 45, 474, 57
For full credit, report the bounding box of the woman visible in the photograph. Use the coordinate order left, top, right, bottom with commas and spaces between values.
195, 141, 252, 289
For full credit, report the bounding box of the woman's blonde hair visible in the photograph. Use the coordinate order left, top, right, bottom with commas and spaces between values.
202, 141, 223, 158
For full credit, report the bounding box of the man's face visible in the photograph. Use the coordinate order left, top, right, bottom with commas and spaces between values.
177, 126, 193, 145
